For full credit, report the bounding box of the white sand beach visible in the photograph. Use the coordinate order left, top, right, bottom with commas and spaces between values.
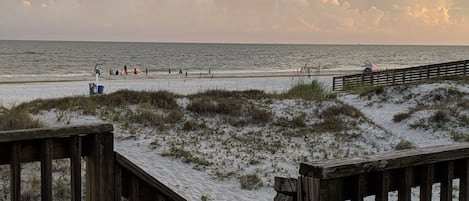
1, 75, 467, 201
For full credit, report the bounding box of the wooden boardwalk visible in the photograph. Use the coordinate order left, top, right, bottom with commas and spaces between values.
274, 143, 469, 201
0, 123, 186, 201
333, 60, 469, 91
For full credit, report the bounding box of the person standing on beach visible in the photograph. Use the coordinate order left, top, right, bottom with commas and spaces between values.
168, 68, 171, 74
124, 65, 128, 75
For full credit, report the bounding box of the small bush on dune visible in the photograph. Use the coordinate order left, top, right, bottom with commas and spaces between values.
281, 80, 331, 100
192, 89, 269, 100
134, 110, 165, 129
432, 110, 449, 123
249, 107, 272, 124
395, 140, 415, 150
103, 90, 179, 109
393, 112, 411, 123
187, 98, 243, 116
0, 106, 44, 130
239, 174, 263, 190
165, 109, 184, 124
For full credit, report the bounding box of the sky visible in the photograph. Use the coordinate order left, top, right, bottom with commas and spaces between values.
1, 0, 469, 45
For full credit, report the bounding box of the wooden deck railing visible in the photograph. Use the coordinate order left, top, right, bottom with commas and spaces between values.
332, 60, 469, 91
275, 143, 469, 201
0, 123, 186, 201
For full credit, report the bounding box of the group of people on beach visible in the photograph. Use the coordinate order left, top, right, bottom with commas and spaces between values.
168, 68, 213, 78
109, 65, 148, 76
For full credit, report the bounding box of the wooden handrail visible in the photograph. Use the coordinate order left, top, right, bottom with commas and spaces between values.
0, 123, 113, 142
115, 153, 187, 201
275, 143, 469, 201
0, 124, 186, 201
333, 60, 469, 91
300, 143, 469, 179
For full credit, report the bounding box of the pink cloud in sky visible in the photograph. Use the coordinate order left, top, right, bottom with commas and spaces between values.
0, 0, 468, 45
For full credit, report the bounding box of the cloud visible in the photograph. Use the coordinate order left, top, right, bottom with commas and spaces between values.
0, 0, 468, 44
22, 0, 31, 7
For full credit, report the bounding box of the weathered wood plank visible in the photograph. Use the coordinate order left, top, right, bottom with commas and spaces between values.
10, 143, 21, 201
440, 161, 454, 201
459, 159, 469, 201
129, 176, 139, 201
300, 143, 469, 179
70, 136, 82, 201
351, 174, 365, 201
0, 123, 113, 143
420, 164, 434, 201
41, 139, 53, 201
114, 163, 122, 201
376, 171, 390, 201
274, 177, 297, 195
101, 132, 115, 201
297, 176, 303, 201
115, 153, 187, 201
398, 167, 412, 201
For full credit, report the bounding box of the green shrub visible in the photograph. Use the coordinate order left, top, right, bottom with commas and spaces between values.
134, 110, 165, 129
249, 107, 272, 124
432, 110, 448, 123
165, 109, 184, 124
239, 174, 263, 190
393, 112, 410, 123
0, 107, 44, 130
395, 140, 415, 150
292, 113, 307, 127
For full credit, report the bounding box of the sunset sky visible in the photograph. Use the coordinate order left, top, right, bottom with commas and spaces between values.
1, 0, 469, 45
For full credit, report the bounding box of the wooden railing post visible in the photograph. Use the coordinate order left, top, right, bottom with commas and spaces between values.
420, 164, 434, 201
40, 139, 53, 201
441, 161, 454, 201
376, 171, 390, 201
10, 143, 21, 201
465, 60, 468, 75
86, 132, 115, 201
399, 167, 412, 201
460, 159, 469, 201
70, 136, 82, 201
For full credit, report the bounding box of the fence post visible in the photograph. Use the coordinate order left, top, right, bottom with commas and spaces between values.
86, 132, 115, 201
70, 136, 82, 201
465, 60, 468, 75
41, 140, 53, 201
10, 143, 21, 201
460, 159, 469, 201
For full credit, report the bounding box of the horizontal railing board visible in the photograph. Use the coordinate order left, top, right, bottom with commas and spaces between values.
0, 123, 113, 142
299, 143, 469, 179
115, 152, 187, 201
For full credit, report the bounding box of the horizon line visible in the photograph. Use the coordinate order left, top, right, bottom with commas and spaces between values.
1, 39, 468, 47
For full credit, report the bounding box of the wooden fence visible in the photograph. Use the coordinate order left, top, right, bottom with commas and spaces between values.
332, 60, 469, 91
274, 143, 469, 201
0, 123, 186, 201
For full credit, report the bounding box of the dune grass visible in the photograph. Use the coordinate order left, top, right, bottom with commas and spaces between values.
0, 106, 44, 130
280, 79, 332, 100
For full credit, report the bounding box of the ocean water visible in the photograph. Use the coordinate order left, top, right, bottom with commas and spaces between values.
0, 40, 468, 79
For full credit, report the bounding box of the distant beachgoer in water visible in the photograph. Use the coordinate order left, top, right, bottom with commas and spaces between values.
145, 68, 148, 75
209, 69, 211, 74
116, 69, 119, 75
168, 68, 171, 74
134, 68, 137, 74
124, 65, 128, 75
179, 69, 182, 74
185, 71, 188, 77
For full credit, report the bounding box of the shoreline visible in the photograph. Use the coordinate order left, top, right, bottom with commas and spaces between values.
0, 69, 359, 84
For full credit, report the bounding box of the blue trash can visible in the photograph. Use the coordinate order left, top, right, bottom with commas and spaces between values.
97, 85, 104, 94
